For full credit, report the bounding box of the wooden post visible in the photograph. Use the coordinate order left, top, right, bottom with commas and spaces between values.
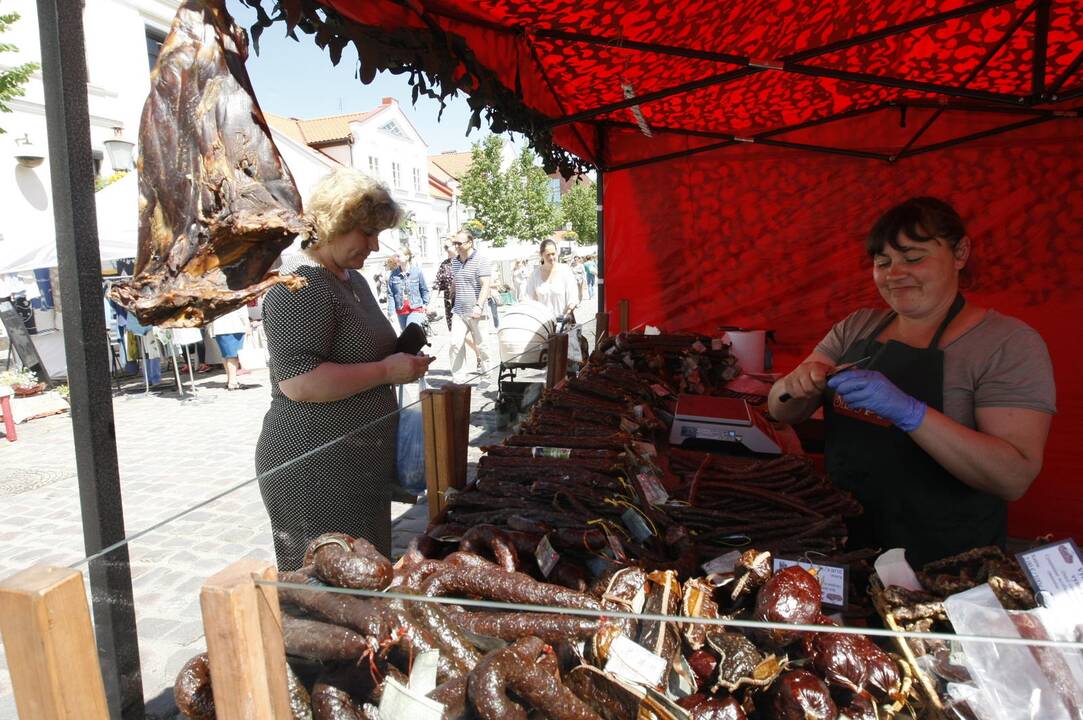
446, 384, 472, 491
421, 389, 454, 520
199, 560, 291, 720
0, 566, 110, 719
619, 299, 630, 332
594, 311, 610, 349
546, 333, 569, 389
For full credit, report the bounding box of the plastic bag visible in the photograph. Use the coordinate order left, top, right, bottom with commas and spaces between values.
396, 406, 426, 494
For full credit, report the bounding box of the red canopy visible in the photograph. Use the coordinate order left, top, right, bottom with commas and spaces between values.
288, 0, 1082, 536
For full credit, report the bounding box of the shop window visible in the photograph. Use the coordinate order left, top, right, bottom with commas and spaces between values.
146, 28, 166, 71
369, 156, 380, 176
392, 162, 402, 188
413, 167, 422, 192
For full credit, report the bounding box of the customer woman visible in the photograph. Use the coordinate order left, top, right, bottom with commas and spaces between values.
388, 248, 430, 331
524, 239, 579, 323
256, 167, 434, 569
768, 197, 1055, 565
209, 305, 249, 390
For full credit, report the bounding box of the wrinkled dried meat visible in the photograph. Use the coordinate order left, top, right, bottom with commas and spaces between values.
108, 0, 309, 327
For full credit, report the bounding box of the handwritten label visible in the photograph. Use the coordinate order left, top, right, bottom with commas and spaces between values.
535, 535, 560, 578
702, 550, 743, 575
773, 557, 849, 608
650, 383, 671, 397
621, 507, 654, 543
604, 635, 667, 687
532, 446, 572, 459
636, 472, 669, 506
1016, 538, 1083, 610
379, 676, 445, 720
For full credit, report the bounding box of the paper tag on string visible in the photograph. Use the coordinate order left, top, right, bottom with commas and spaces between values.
532, 446, 572, 459
773, 557, 849, 608
604, 635, 667, 687
711, 338, 725, 351
408, 650, 439, 694
636, 472, 668, 506
535, 535, 560, 578
650, 383, 671, 397
702, 550, 743, 575
621, 507, 654, 543
692, 340, 707, 353
620, 417, 640, 434
632, 440, 656, 457
379, 676, 444, 720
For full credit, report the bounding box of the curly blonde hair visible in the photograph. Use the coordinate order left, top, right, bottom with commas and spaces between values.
304, 167, 402, 248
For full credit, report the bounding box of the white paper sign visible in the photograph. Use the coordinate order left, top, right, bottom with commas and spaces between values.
702, 550, 743, 575
773, 557, 849, 608
604, 635, 667, 687
1016, 539, 1083, 610
636, 471, 669, 505
379, 676, 445, 720
535, 535, 560, 578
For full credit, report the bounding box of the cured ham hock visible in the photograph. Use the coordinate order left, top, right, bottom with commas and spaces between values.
108, 0, 309, 327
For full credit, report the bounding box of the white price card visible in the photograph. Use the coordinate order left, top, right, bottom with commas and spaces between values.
379, 676, 445, 720
702, 550, 743, 575
1016, 538, 1083, 610
535, 535, 560, 578
604, 635, 668, 688
636, 471, 669, 506
621, 507, 654, 542
773, 557, 849, 608
532, 446, 571, 459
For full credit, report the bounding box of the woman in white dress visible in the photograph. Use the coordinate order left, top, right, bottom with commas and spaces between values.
524, 239, 579, 324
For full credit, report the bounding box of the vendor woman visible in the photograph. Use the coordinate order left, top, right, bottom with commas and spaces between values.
767, 197, 1055, 566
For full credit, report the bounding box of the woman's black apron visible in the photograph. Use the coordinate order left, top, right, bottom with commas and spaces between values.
824, 294, 1006, 567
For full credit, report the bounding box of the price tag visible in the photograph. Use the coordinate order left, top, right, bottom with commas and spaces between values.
379, 676, 445, 720
531, 446, 572, 459
773, 557, 849, 609
1016, 538, 1083, 610
711, 337, 725, 351
636, 472, 669, 506
632, 440, 657, 457
621, 507, 654, 543
650, 383, 671, 397
622, 354, 636, 368
692, 340, 707, 353
408, 649, 439, 694
535, 535, 560, 578
620, 417, 640, 434
604, 635, 667, 688
633, 404, 645, 420
702, 550, 743, 575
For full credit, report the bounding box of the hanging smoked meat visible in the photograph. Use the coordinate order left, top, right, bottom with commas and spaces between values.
107, 0, 310, 327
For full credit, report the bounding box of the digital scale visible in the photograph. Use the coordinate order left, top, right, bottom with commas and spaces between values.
668, 395, 783, 454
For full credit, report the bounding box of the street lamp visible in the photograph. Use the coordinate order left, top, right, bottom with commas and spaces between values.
103, 127, 135, 172
13, 134, 45, 168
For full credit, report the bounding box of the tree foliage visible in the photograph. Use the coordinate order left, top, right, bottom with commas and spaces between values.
513, 145, 562, 244
459, 135, 517, 247
0, 13, 39, 134
459, 135, 563, 247
561, 179, 598, 245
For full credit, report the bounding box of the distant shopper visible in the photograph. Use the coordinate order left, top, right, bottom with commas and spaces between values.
525, 239, 579, 324
435, 242, 456, 331
584, 255, 597, 298
210, 306, 250, 390
388, 248, 430, 331
448, 228, 493, 383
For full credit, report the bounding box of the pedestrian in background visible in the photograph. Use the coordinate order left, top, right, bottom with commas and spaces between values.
448, 228, 493, 383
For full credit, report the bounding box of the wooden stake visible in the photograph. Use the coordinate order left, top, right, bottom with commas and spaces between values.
447, 384, 472, 491
420, 389, 442, 521
199, 560, 291, 720
0, 566, 110, 720
546, 333, 569, 389
619, 299, 630, 332
594, 311, 610, 348
422, 389, 456, 519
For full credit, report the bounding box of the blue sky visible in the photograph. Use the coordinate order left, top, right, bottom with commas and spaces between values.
226, 0, 493, 155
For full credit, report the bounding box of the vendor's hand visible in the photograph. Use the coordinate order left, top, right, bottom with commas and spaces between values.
827, 369, 927, 432
382, 353, 435, 384
780, 360, 834, 401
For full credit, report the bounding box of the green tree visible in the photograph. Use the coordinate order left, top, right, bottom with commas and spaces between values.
0, 13, 39, 134
561, 179, 597, 245
512, 145, 562, 244
459, 135, 517, 247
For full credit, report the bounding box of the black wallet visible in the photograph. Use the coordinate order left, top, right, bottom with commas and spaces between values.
395, 322, 429, 355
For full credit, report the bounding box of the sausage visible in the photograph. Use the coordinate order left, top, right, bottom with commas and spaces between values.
281, 615, 373, 661
452, 611, 600, 644
305, 533, 393, 590
174, 653, 215, 720
277, 571, 389, 638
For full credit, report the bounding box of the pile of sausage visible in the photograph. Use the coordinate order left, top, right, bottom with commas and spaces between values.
593, 332, 741, 397
175, 536, 913, 719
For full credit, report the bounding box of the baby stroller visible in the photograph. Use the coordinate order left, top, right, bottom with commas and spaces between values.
495, 300, 556, 428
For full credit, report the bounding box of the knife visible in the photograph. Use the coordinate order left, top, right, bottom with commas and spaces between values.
778, 355, 872, 403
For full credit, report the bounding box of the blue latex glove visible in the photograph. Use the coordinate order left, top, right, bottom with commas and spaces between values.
827, 369, 927, 432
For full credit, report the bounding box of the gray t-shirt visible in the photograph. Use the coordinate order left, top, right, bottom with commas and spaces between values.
815, 308, 1056, 429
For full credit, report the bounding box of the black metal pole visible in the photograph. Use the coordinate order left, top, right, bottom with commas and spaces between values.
595, 128, 605, 312
35, 0, 143, 717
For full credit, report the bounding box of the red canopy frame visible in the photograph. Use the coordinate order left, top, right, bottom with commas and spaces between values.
248, 0, 1083, 537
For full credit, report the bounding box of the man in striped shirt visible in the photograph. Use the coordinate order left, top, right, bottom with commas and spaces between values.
448, 229, 493, 384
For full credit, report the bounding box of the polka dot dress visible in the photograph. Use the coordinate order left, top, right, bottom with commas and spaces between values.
255, 255, 399, 570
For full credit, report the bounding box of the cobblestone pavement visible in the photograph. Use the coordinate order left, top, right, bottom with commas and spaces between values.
0, 298, 591, 718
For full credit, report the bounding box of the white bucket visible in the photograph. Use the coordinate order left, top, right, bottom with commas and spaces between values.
724, 330, 766, 373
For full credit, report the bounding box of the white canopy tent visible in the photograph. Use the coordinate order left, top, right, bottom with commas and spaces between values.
0, 171, 138, 275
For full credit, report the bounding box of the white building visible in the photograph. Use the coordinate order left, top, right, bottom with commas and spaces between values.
266, 98, 459, 276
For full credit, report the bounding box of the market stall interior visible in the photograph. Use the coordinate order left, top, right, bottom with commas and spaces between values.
5, 0, 1081, 717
